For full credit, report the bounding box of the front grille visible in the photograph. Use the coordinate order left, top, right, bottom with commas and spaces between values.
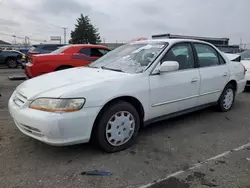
13, 91, 27, 107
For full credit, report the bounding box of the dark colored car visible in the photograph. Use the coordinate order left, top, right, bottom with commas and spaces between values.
0, 50, 26, 68
19, 49, 29, 56
28, 44, 66, 57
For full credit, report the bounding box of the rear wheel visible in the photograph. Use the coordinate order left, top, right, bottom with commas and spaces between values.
6, 58, 18, 68
94, 101, 140, 153
217, 84, 235, 112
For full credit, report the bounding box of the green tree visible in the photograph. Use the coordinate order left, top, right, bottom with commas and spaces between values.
69, 14, 101, 44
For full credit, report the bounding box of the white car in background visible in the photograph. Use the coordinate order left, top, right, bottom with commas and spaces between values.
239, 50, 250, 88
8, 39, 246, 152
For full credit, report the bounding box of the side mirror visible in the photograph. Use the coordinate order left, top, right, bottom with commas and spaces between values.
160, 61, 179, 73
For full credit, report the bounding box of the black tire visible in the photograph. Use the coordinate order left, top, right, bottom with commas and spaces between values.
217, 84, 235, 112
94, 101, 140, 153
244, 86, 250, 92
6, 58, 18, 68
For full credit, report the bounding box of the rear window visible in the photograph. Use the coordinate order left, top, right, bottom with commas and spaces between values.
29, 46, 37, 52
42, 45, 60, 51
50, 45, 70, 54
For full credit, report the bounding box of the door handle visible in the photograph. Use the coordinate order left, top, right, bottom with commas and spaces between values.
191, 78, 198, 83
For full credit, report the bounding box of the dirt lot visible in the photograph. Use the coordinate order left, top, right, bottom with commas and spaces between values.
0, 69, 250, 188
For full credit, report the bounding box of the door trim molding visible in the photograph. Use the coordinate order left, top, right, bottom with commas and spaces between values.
146, 102, 217, 126
200, 90, 221, 96
152, 95, 199, 107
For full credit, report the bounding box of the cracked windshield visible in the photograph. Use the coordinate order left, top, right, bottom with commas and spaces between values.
0, 0, 250, 188
90, 42, 168, 73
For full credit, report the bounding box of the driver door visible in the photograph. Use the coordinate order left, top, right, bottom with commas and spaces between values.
149, 42, 200, 119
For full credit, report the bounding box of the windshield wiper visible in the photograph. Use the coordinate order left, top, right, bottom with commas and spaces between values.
101, 66, 124, 72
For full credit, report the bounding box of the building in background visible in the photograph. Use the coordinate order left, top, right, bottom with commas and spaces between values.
0, 40, 11, 45
152, 33, 241, 53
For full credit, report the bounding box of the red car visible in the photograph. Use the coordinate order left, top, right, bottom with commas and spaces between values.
25, 44, 111, 78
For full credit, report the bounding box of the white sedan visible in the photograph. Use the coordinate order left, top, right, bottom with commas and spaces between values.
239, 50, 250, 87
8, 39, 246, 152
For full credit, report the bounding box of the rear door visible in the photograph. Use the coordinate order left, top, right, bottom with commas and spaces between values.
193, 43, 230, 105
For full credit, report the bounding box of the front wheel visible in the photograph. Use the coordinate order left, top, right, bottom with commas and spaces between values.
94, 101, 140, 153
217, 84, 235, 112
6, 59, 18, 68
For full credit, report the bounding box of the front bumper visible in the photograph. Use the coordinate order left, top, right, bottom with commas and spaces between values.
8, 91, 101, 146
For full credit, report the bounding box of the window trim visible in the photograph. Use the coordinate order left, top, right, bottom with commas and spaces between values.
159, 42, 197, 70
191, 42, 226, 68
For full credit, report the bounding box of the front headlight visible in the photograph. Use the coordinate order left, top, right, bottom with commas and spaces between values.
29, 98, 86, 112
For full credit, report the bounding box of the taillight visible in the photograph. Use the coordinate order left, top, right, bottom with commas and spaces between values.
28, 52, 39, 63
29, 52, 39, 56
243, 65, 247, 75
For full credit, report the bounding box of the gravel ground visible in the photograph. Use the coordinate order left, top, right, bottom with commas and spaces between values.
0, 69, 250, 188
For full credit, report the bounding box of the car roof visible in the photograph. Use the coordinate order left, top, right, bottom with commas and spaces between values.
130, 38, 214, 46
33, 44, 66, 47
68, 44, 110, 49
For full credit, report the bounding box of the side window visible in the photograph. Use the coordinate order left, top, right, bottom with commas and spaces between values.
194, 43, 220, 67
98, 49, 110, 55
79, 48, 90, 56
161, 43, 195, 70
90, 48, 105, 57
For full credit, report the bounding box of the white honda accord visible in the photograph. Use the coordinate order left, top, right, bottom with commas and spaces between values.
8, 39, 246, 152
239, 50, 250, 88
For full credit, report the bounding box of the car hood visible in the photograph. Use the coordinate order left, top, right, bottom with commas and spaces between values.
16, 67, 129, 100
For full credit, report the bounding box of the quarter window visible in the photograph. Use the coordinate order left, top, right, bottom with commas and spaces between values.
98, 49, 110, 55
161, 43, 195, 70
91, 48, 106, 57
194, 43, 220, 67
219, 55, 226, 64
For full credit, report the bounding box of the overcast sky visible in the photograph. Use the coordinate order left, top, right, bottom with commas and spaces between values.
0, 0, 249, 45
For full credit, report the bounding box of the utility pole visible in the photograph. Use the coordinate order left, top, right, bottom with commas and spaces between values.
62, 27, 68, 44
12, 35, 16, 44
240, 38, 243, 49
